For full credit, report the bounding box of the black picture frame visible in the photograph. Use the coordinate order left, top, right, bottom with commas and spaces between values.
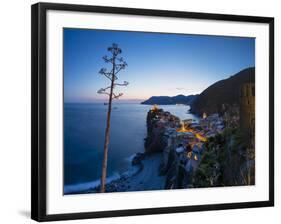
31, 2, 274, 222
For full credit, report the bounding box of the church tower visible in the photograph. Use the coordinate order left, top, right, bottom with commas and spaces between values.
239, 83, 255, 135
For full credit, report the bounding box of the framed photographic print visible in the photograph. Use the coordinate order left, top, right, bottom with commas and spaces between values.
31, 2, 274, 222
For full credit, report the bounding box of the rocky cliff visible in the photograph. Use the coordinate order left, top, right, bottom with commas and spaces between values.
144, 108, 180, 154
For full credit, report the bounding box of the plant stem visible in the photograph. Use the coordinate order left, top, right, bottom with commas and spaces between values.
100, 56, 115, 193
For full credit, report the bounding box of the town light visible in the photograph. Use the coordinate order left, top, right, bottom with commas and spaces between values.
203, 112, 207, 119
151, 104, 158, 112
176, 121, 190, 132
195, 133, 207, 142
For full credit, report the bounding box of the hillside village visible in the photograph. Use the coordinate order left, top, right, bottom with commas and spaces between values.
72, 69, 255, 193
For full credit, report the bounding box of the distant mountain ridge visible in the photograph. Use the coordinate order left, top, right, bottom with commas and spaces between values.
141, 94, 198, 105
190, 67, 255, 116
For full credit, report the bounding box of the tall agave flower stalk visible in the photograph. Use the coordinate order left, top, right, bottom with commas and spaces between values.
97, 43, 128, 193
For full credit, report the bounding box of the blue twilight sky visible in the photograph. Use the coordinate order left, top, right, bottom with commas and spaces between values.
64, 28, 255, 103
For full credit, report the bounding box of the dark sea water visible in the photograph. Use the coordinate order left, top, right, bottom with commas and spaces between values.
64, 103, 198, 193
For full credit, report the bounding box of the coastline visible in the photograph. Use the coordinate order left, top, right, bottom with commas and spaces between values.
64, 105, 207, 195
64, 104, 234, 194
64, 152, 164, 194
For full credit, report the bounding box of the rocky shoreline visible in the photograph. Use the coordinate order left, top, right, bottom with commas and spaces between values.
92, 153, 146, 193
71, 152, 164, 194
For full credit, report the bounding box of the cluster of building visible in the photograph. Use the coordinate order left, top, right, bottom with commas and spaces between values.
194, 113, 225, 137
148, 81, 255, 188
149, 105, 227, 186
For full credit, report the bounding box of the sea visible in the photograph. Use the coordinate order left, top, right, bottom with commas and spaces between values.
64, 103, 198, 194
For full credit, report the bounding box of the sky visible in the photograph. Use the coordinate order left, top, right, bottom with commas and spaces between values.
64, 28, 255, 103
